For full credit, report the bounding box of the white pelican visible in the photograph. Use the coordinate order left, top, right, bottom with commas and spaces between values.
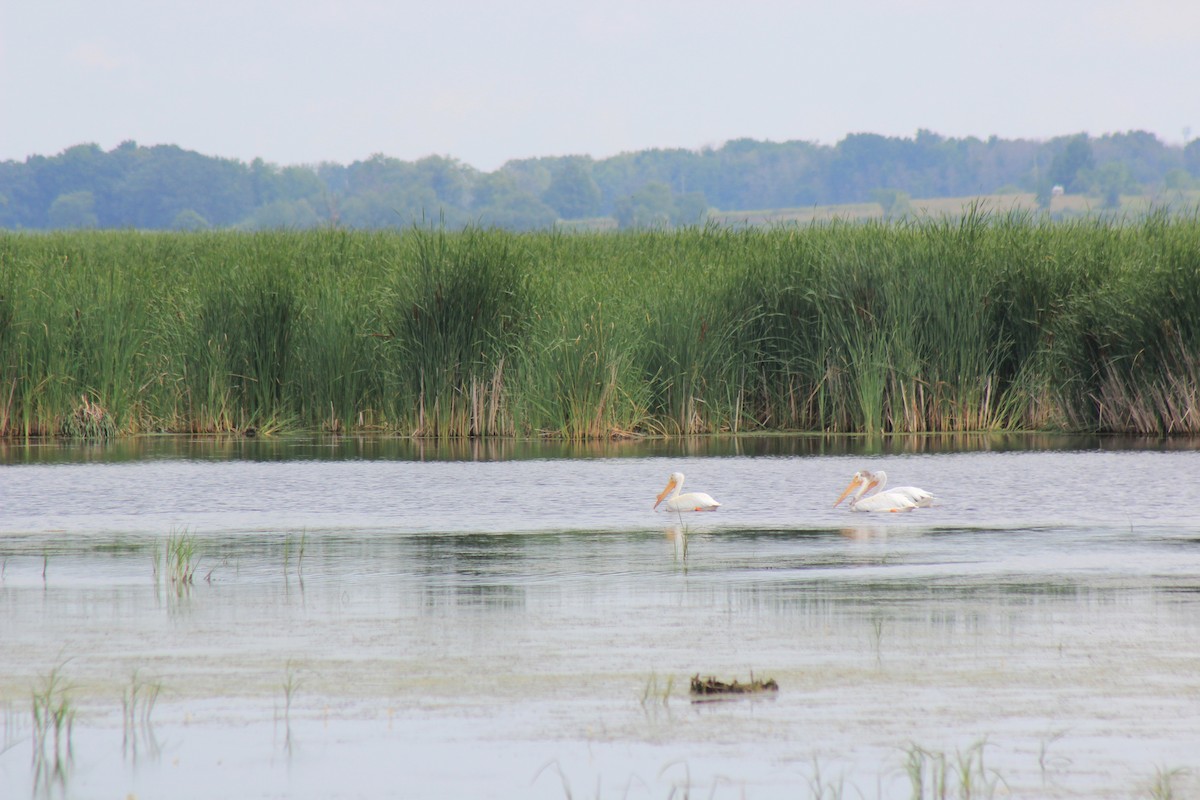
654, 472, 721, 512
834, 469, 933, 513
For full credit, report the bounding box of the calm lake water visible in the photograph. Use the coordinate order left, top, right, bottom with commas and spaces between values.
2, 434, 1200, 799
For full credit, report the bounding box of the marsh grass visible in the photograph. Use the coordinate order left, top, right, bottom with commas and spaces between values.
904, 739, 1005, 800
385, 227, 531, 436
282, 530, 307, 577
669, 519, 690, 563
806, 758, 848, 800
279, 661, 300, 756
159, 529, 198, 596
3, 698, 23, 758
187, 275, 298, 431
639, 673, 674, 708
519, 304, 649, 439
31, 664, 76, 790
530, 746, 1178, 800
3, 214, 1199, 438
532, 759, 582, 800
1037, 730, 1070, 785
282, 530, 307, 596
1147, 765, 1190, 800
121, 669, 162, 762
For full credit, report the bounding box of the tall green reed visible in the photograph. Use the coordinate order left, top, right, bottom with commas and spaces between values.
289, 232, 388, 431
1082, 212, 1200, 433
517, 302, 650, 439
177, 236, 298, 431
508, 230, 654, 438
2, 214, 1200, 439
384, 227, 531, 436
0, 233, 155, 435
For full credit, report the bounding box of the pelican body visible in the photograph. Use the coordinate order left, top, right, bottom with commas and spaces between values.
654, 472, 721, 512
834, 469, 933, 513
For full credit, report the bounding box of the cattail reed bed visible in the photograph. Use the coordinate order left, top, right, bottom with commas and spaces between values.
2, 212, 1198, 439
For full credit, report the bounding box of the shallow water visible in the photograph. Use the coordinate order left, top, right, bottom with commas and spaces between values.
2, 435, 1200, 798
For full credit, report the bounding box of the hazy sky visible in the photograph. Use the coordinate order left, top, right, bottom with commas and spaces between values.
3, 1, 1197, 171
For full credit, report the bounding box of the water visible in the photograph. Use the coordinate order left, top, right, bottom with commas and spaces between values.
2, 435, 1200, 798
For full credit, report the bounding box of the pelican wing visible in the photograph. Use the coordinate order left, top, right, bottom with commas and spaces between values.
891, 486, 934, 507
850, 489, 918, 513
664, 492, 721, 512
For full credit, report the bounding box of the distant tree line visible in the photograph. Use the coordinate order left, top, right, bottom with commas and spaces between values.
2, 131, 1198, 232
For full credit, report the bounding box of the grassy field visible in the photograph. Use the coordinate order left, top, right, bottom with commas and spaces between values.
2, 210, 1199, 439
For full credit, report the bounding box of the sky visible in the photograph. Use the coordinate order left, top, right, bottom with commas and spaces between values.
2, 0, 1197, 172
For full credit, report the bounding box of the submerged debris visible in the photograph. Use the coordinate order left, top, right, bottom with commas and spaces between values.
689, 673, 779, 698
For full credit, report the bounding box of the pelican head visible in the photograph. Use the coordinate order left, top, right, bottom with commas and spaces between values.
833, 470, 880, 507
654, 472, 683, 509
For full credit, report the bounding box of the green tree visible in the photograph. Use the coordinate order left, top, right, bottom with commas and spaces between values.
1047, 134, 1095, 193
471, 172, 557, 230
614, 182, 674, 229
112, 145, 255, 227
542, 159, 601, 219
1164, 169, 1194, 191
670, 191, 709, 226
244, 200, 320, 229
1035, 184, 1052, 210
1184, 139, 1200, 179
829, 134, 902, 202
412, 155, 473, 206
5, 131, 1200, 232
475, 193, 557, 231
871, 188, 913, 218
1091, 130, 1179, 184
1090, 162, 1138, 209
250, 159, 324, 208
47, 191, 98, 228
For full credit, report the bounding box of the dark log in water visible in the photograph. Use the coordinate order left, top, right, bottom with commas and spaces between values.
690, 673, 779, 697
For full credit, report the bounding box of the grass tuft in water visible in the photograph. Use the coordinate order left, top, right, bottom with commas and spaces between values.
31, 664, 75, 790
1037, 730, 1070, 786
1147, 766, 1190, 800
121, 669, 162, 762
639, 673, 674, 708
806, 757, 847, 800
161, 529, 198, 596
279, 660, 301, 756
532, 759, 577, 800
282, 530, 307, 580
904, 738, 1005, 799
